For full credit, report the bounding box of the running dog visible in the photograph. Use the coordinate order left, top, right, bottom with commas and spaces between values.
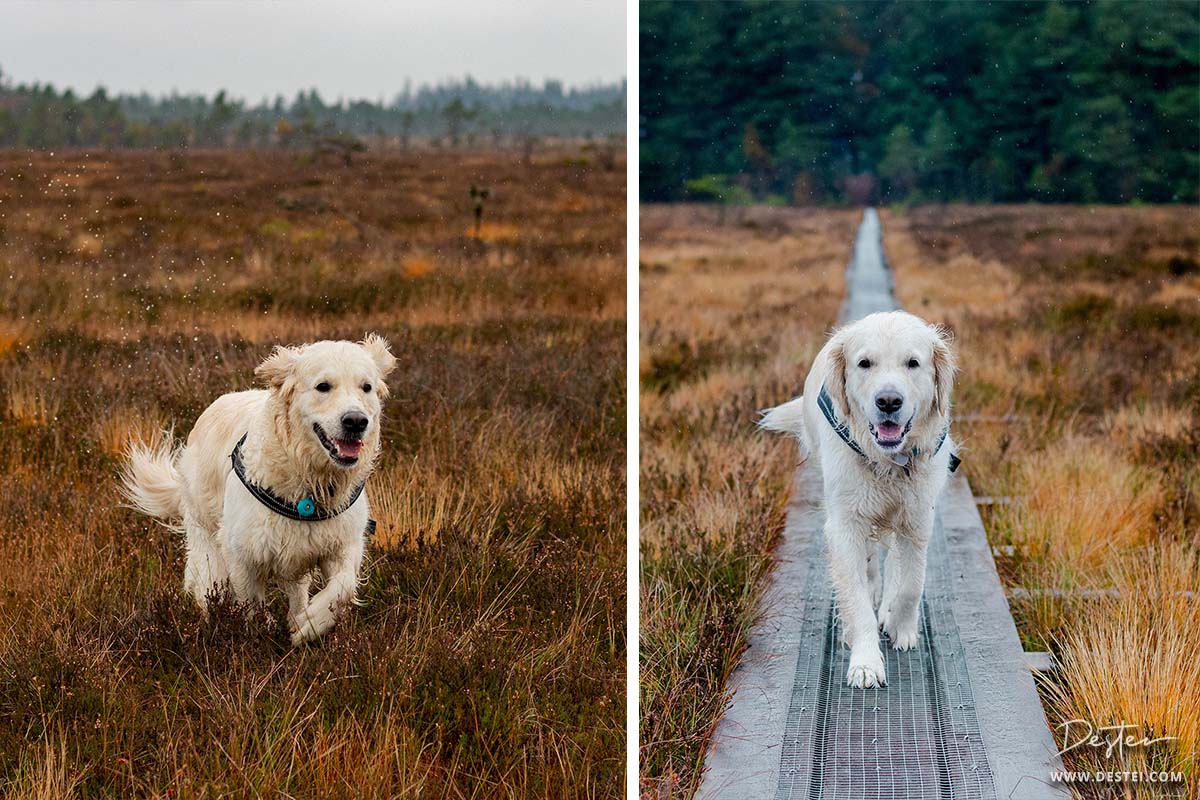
122, 335, 396, 644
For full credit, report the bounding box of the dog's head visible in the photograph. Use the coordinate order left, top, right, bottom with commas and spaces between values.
255, 334, 397, 472
826, 311, 955, 454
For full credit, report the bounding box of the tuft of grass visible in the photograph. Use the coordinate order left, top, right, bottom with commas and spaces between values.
5, 733, 85, 800
370, 465, 500, 551
992, 435, 1163, 574
93, 406, 169, 457
1043, 542, 1200, 793
2, 377, 62, 427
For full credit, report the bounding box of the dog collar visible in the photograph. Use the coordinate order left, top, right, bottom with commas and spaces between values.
817, 385, 960, 476
230, 434, 367, 522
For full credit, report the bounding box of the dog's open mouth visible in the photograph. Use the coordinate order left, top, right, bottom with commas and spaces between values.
869, 419, 911, 450
313, 423, 363, 466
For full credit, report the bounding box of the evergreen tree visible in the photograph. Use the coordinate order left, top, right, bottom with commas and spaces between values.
879, 124, 918, 200
640, 0, 1199, 204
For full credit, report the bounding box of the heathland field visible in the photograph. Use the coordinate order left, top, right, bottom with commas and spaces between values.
0, 149, 625, 798
640, 204, 1199, 799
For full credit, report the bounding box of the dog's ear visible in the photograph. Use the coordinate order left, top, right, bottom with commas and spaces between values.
255, 344, 302, 390
360, 333, 397, 380
825, 329, 850, 417
930, 324, 957, 417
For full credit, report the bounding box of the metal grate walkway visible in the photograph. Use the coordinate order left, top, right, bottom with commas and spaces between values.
774, 515, 996, 800
698, 210, 1067, 800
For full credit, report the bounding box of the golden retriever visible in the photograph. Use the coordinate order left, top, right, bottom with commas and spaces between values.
761, 311, 957, 688
122, 335, 395, 644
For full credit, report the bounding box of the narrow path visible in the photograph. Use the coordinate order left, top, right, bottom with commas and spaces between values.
842, 209, 896, 320
698, 209, 1067, 800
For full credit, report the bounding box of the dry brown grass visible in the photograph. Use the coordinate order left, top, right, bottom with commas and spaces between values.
0, 148, 625, 798
1043, 541, 1200, 793
3, 376, 62, 427
370, 467, 500, 551
4, 733, 85, 800
638, 205, 859, 797
885, 203, 1200, 798
994, 435, 1164, 573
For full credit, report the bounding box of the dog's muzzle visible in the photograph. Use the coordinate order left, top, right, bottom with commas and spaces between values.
313, 422, 365, 466
868, 416, 911, 449
869, 391, 910, 449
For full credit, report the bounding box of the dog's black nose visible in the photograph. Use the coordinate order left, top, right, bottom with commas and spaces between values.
875, 392, 903, 414
341, 412, 369, 436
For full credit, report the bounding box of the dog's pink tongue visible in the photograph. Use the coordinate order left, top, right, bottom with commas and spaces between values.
877, 421, 902, 439
335, 439, 363, 458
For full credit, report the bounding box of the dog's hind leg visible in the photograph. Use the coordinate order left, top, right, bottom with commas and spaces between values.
842, 542, 884, 645
226, 555, 267, 609
866, 543, 884, 609
182, 513, 229, 610
826, 513, 886, 688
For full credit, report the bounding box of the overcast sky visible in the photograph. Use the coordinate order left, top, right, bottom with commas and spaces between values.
0, 1, 626, 102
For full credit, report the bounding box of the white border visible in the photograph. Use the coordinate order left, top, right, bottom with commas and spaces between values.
625, 0, 639, 795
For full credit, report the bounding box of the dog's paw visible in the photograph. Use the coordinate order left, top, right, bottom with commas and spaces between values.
881, 610, 920, 651
290, 618, 335, 646
887, 625, 919, 651
289, 612, 330, 645
846, 650, 886, 688
290, 620, 317, 646
290, 602, 338, 645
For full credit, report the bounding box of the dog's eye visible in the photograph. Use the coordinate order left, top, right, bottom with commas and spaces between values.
316, 382, 331, 393
907, 358, 920, 369
857, 359, 871, 369
362, 383, 372, 393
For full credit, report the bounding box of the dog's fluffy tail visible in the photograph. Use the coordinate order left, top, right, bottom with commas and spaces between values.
121, 431, 183, 521
758, 397, 806, 437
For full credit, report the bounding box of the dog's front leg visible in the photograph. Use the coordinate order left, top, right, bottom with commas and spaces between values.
826, 514, 886, 688
283, 573, 313, 630
291, 554, 359, 645
866, 543, 883, 609
878, 518, 931, 651
227, 557, 267, 608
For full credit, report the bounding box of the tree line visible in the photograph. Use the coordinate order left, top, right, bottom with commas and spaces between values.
641, 1, 1198, 204
0, 70, 626, 150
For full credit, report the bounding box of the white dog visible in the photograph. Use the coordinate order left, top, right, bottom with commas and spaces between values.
761, 311, 957, 688
122, 335, 396, 644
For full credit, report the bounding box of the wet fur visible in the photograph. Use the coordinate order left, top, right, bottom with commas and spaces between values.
122, 335, 396, 644
761, 311, 956, 688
